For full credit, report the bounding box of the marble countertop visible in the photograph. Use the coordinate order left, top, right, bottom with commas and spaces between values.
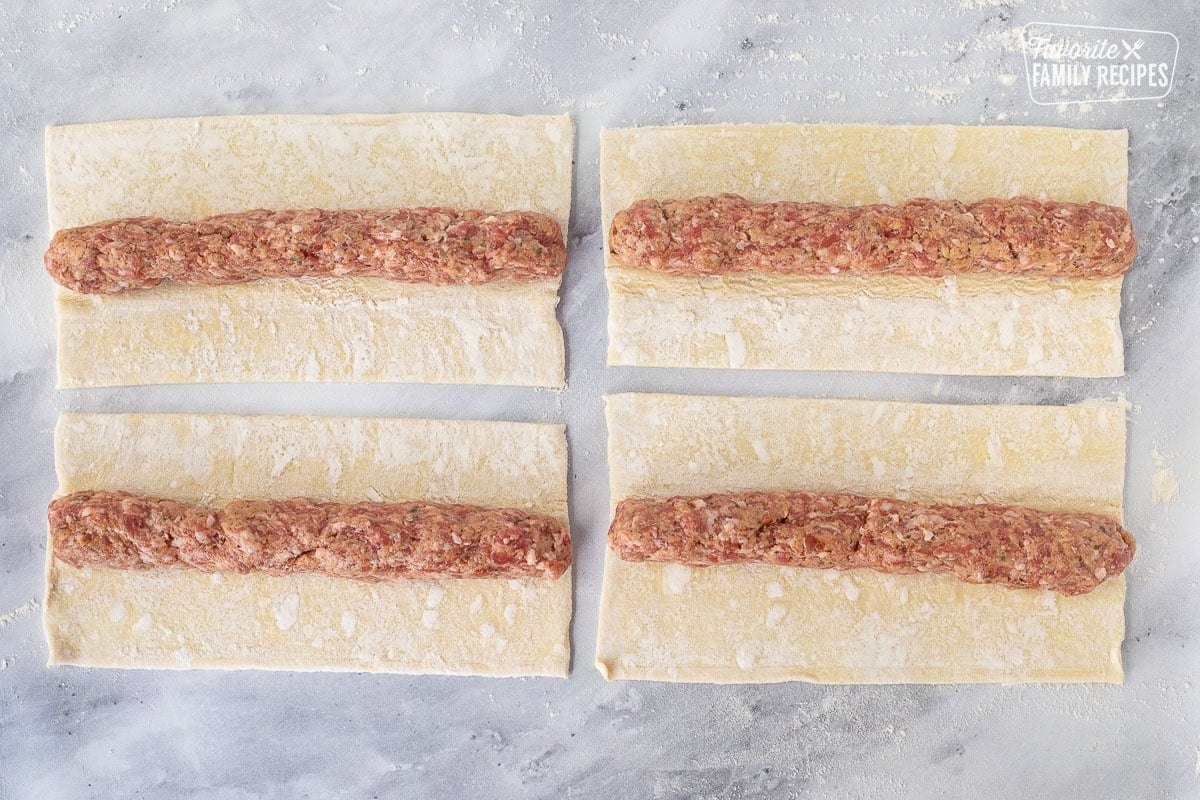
1, 1, 1198, 797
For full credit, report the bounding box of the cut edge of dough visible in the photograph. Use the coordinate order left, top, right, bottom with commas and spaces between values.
594, 553, 1125, 685
604, 269, 1125, 377
53, 278, 568, 389
45, 563, 573, 678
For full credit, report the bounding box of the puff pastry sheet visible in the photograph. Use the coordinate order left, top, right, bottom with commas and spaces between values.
601, 123, 1128, 377
45, 413, 571, 676
47, 113, 574, 388
596, 393, 1127, 684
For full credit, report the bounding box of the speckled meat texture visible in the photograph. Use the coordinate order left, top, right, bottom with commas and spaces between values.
609, 491, 1135, 595
45, 206, 567, 294
50, 490, 571, 581
609, 194, 1136, 279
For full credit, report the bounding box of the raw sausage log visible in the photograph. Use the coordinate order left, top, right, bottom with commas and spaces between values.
50, 490, 571, 581
609, 491, 1134, 595
609, 194, 1135, 279
46, 207, 567, 294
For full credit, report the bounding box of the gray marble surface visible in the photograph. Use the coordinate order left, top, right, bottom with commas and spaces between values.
1, 1, 1198, 797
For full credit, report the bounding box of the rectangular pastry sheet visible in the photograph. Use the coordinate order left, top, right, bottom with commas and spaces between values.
47, 113, 574, 388
600, 123, 1128, 377
45, 413, 571, 676
596, 393, 1127, 684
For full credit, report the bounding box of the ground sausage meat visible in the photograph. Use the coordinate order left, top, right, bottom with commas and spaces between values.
609, 491, 1134, 595
45, 206, 566, 294
50, 490, 571, 581
608, 194, 1135, 279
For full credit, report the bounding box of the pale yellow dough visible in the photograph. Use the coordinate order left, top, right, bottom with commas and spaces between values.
46, 113, 574, 388
45, 413, 571, 676
601, 123, 1128, 377
596, 393, 1127, 684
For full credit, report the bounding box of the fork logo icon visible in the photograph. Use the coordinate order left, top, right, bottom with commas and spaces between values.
1122, 38, 1145, 60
